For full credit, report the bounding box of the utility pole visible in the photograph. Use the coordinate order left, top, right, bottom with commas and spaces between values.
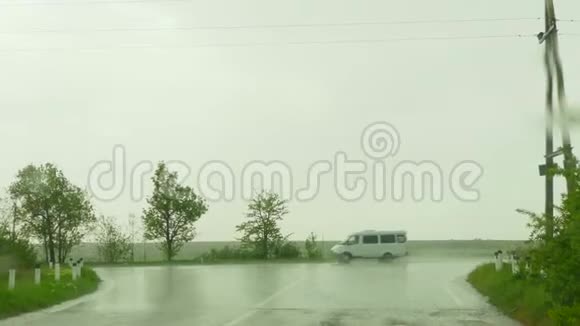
129, 213, 136, 263
540, 0, 556, 240
547, 0, 575, 195
11, 203, 18, 242
539, 0, 574, 240
143, 233, 147, 262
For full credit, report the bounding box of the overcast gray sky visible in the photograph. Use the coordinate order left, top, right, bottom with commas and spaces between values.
1, 0, 580, 241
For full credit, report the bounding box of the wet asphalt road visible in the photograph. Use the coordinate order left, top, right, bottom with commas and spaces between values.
1, 257, 519, 326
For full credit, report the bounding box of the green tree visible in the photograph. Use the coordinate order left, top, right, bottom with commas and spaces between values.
96, 215, 131, 264
8, 163, 95, 263
142, 162, 208, 261
236, 191, 288, 259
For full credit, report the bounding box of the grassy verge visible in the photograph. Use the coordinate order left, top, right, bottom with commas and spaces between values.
0, 266, 101, 320
65, 240, 524, 263
467, 263, 553, 326
90, 256, 335, 267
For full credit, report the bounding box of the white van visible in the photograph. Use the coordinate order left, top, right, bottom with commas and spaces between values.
330, 230, 408, 262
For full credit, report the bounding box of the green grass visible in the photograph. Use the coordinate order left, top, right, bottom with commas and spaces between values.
92, 256, 333, 267
59, 240, 525, 264
467, 263, 553, 326
0, 266, 101, 320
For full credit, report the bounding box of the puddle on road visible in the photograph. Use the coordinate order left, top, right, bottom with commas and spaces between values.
247, 307, 509, 326
428, 308, 501, 325
318, 310, 418, 326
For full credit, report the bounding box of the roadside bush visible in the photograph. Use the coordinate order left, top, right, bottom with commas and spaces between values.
516, 154, 580, 323
0, 231, 37, 269
198, 245, 257, 262
95, 216, 131, 264
305, 232, 322, 259
549, 304, 580, 325
198, 242, 303, 262
512, 260, 529, 281
275, 242, 301, 259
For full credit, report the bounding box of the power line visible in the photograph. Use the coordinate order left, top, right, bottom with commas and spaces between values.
0, 0, 189, 6
0, 33, 538, 54
0, 0, 563, 10
0, 18, 543, 35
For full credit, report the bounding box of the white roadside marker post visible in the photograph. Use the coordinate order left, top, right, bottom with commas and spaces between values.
525, 256, 531, 273
55, 263, 61, 282
8, 269, 16, 290
34, 263, 41, 285
77, 260, 82, 278
511, 254, 520, 275
72, 263, 77, 281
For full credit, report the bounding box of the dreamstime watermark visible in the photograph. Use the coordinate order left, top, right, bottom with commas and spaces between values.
87, 122, 483, 203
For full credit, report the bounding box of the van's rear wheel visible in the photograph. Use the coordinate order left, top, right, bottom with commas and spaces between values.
379, 253, 393, 262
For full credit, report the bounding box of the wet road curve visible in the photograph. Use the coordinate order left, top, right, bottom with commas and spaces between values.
1, 257, 519, 326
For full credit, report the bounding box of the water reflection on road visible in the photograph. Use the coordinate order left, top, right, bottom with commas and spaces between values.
0, 256, 519, 326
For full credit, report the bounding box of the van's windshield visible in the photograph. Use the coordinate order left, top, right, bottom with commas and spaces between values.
341, 235, 358, 245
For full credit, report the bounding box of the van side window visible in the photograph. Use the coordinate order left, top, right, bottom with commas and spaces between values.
396, 234, 407, 243
380, 234, 396, 243
362, 235, 379, 244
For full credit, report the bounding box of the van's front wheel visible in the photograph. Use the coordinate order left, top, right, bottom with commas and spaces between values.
338, 252, 352, 263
